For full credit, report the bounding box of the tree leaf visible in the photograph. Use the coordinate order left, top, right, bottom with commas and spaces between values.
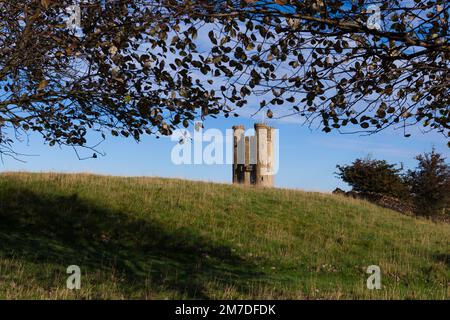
41, 0, 51, 9
37, 80, 49, 91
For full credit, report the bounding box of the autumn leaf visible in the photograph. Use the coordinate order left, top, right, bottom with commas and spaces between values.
41, 0, 52, 9
124, 95, 132, 103
37, 80, 49, 91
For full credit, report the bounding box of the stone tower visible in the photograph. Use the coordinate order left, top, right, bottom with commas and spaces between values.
232, 123, 275, 187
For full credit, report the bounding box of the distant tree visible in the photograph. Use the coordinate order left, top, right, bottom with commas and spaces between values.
336, 157, 410, 200
406, 149, 450, 216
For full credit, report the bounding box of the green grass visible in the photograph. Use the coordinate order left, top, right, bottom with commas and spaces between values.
0, 172, 448, 299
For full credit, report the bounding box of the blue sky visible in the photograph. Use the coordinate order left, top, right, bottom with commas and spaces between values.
1, 2, 447, 191
1, 110, 448, 192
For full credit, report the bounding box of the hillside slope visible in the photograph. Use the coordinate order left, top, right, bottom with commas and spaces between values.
0, 172, 448, 299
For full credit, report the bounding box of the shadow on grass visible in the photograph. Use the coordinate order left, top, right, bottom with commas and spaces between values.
433, 254, 449, 267
0, 186, 263, 298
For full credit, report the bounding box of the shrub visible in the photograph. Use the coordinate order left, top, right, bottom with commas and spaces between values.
336, 157, 410, 200
406, 149, 450, 217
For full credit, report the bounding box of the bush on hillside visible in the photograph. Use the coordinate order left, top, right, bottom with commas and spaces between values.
406, 150, 450, 217
336, 157, 410, 201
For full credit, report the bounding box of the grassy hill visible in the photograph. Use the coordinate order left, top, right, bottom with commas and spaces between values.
0, 172, 448, 299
